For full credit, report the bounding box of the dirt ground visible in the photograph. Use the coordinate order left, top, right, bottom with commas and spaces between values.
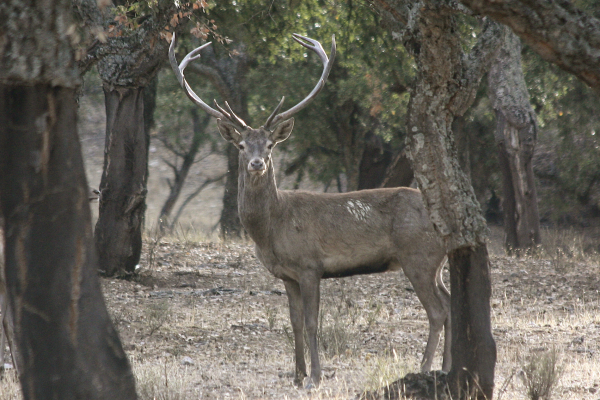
3, 86, 600, 399
103, 227, 600, 400
2, 227, 600, 399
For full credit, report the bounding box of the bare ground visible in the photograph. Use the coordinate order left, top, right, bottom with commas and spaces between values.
108, 228, 600, 399
2, 228, 600, 399
3, 87, 600, 400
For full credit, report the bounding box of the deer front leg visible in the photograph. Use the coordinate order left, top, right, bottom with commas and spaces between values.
300, 273, 321, 388
283, 279, 307, 386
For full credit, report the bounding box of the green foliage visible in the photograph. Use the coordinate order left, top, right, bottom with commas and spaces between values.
216, 0, 414, 186
154, 67, 219, 152
523, 45, 600, 223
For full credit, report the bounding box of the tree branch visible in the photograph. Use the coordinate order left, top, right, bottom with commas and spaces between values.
450, 17, 506, 115
459, 0, 600, 92
187, 63, 233, 101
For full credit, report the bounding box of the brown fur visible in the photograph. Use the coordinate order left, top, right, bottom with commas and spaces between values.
218, 121, 451, 387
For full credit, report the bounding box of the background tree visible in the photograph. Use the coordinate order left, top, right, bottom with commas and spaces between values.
240, 0, 412, 192
79, 0, 210, 276
0, 0, 137, 397
185, 38, 252, 239
488, 30, 541, 252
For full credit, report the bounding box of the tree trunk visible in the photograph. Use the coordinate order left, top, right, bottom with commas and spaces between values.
373, 3, 504, 397
188, 44, 250, 240
158, 109, 210, 231
221, 144, 243, 238
0, 0, 136, 396
95, 87, 148, 276
0, 84, 137, 399
448, 244, 496, 398
488, 31, 541, 252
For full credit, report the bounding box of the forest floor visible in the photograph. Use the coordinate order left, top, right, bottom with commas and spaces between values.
3, 83, 600, 399
4, 227, 600, 400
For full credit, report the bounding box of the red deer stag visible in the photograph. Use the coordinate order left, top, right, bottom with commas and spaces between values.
169, 33, 451, 388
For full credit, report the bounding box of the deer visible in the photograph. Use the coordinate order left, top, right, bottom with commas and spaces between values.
169, 32, 451, 388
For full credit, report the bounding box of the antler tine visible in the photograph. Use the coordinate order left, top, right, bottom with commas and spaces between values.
213, 100, 248, 129
169, 33, 224, 120
264, 96, 285, 129
264, 34, 336, 130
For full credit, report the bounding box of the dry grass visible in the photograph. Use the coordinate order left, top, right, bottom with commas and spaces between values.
2, 227, 600, 399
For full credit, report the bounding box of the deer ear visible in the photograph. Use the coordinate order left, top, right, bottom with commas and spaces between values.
217, 119, 242, 145
270, 118, 294, 143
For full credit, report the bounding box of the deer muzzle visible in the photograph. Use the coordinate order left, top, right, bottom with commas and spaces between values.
248, 158, 266, 175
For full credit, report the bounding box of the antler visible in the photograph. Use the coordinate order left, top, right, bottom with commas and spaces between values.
264, 34, 336, 130
169, 33, 248, 130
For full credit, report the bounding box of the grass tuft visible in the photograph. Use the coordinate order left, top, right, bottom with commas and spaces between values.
522, 348, 563, 400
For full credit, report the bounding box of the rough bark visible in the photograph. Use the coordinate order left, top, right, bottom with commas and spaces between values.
488, 31, 541, 252
459, 0, 600, 93
370, 1, 502, 397
0, 1, 136, 397
94, 87, 148, 276
0, 84, 138, 400
92, 2, 177, 275
448, 244, 496, 399
188, 43, 250, 240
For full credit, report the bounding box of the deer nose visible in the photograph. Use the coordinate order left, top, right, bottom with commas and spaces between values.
249, 158, 265, 171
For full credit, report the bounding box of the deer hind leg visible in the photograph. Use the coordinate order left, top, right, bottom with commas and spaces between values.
299, 273, 321, 388
0, 294, 5, 374
283, 279, 307, 386
437, 266, 452, 372
402, 258, 451, 372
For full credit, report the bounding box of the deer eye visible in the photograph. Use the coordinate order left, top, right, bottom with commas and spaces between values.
267, 143, 273, 150
238, 144, 245, 150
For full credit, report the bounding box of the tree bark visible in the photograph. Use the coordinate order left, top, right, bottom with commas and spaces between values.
95, 87, 148, 276
371, 2, 503, 397
448, 244, 496, 398
488, 31, 541, 252
459, 0, 600, 93
91, 1, 177, 275
0, 1, 136, 397
0, 85, 137, 399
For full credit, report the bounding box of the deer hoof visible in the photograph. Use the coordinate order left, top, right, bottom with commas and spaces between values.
304, 377, 320, 390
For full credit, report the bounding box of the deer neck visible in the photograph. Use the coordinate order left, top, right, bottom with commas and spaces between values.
237, 157, 280, 246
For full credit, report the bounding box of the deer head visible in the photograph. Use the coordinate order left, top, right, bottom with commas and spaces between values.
169, 33, 336, 176
217, 118, 294, 176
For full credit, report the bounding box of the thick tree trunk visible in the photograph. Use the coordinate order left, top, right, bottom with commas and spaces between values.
488, 31, 541, 252
448, 244, 496, 398
95, 86, 148, 276
0, 84, 137, 399
372, 3, 503, 397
